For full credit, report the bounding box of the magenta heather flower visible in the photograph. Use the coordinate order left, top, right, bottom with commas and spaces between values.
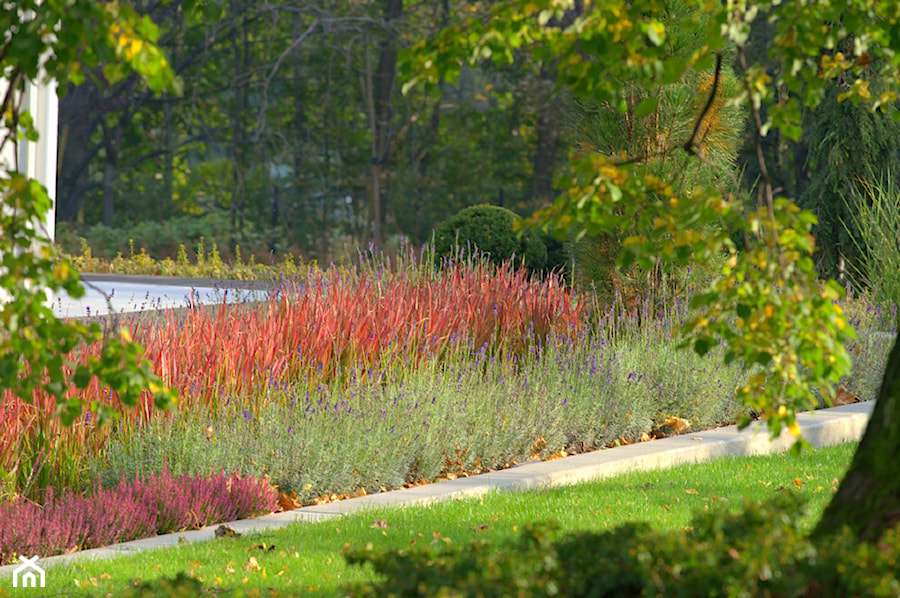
0, 469, 277, 565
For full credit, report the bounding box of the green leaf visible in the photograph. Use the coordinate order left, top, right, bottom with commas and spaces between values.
73, 365, 92, 388
753, 352, 773, 366
693, 337, 713, 357
635, 96, 659, 117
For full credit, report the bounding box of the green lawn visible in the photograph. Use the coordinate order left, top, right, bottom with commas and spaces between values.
4, 441, 857, 597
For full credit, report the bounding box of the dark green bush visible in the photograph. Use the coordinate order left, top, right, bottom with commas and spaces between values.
432, 205, 568, 276
343, 493, 900, 597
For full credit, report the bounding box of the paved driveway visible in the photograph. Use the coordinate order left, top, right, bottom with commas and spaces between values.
49, 274, 271, 318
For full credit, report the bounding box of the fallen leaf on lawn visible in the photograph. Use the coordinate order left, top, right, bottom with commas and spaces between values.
793, 478, 803, 487
215, 525, 241, 538
369, 520, 388, 529
244, 557, 261, 572
728, 547, 741, 560
248, 543, 275, 552
470, 523, 489, 532
225, 565, 235, 575
350, 487, 367, 498
684, 488, 699, 495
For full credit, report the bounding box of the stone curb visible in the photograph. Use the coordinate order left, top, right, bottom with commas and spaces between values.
0, 401, 873, 576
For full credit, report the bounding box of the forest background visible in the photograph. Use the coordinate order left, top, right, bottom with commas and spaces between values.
54, 0, 900, 282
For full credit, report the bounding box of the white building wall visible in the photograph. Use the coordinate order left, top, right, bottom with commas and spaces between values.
0, 77, 58, 244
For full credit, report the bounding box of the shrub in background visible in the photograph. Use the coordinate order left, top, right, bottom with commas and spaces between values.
56, 212, 274, 264
343, 492, 900, 597
433, 205, 568, 276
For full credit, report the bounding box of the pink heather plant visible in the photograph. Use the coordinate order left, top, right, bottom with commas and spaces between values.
0, 468, 276, 565
122, 465, 278, 534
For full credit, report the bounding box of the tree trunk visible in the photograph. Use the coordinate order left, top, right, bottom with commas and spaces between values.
101, 123, 121, 226
529, 67, 561, 211
531, 95, 561, 208
369, 0, 402, 247
229, 27, 248, 253
364, 42, 381, 247
102, 159, 115, 226
161, 98, 174, 220
814, 331, 900, 542
291, 12, 308, 252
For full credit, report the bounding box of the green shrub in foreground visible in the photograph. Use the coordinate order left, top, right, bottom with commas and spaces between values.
343, 493, 900, 597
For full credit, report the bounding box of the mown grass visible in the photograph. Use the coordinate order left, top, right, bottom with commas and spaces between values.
11, 442, 857, 597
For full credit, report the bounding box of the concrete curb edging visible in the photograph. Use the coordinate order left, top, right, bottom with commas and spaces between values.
0, 401, 873, 576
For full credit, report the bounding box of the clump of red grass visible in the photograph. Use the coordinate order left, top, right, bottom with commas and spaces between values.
67, 254, 582, 417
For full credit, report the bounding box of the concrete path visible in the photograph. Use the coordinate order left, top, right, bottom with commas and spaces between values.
0, 400, 873, 578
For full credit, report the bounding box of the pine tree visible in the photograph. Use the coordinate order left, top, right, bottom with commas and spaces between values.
565, 0, 745, 304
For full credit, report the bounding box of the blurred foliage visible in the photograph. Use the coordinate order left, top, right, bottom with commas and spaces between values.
344, 492, 900, 597
563, 0, 745, 311
0, 1, 176, 454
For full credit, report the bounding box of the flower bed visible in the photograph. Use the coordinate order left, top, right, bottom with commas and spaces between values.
0, 467, 276, 566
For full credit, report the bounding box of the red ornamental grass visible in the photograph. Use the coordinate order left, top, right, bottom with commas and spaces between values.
125, 261, 583, 412
51, 261, 581, 416
0, 470, 277, 566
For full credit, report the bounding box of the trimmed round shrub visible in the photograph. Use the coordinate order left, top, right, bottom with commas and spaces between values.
433, 205, 567, 276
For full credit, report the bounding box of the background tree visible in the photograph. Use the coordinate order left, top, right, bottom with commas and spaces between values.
563, 0, 745, 302
734, 16, 900, 284
54, 0, 570, 264
404, 0, 900, 543
798, 79, 900, 281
